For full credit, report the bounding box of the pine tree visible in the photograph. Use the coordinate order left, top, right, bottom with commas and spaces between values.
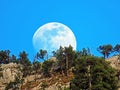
71, 56, 118, 90
18, 51, 31, 77
97, 44, 113, 58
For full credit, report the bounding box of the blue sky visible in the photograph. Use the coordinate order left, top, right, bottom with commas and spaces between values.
0, 0, 120, 61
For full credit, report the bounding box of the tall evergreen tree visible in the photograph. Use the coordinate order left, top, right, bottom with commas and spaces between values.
53, 45, 76, 75
53, 46, 65, 74
64, 45, 76, 75
71, 56, 118, 90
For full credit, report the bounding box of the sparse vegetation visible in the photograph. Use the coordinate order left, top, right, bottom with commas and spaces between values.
41, 81, 48, 90
1, 44, 120, 89
64, 87, 70, 90
5, 76, 24, 90
42, 60, 55, 77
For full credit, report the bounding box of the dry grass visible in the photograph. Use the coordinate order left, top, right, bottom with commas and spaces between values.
21, 81, 39, 90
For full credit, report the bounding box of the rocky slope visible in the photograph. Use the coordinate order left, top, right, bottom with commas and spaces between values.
0, 62, 73, 90
106, 55, 120, 70
21, 71, 73, 90
0, 63, 23, 90
0, 56, 120, 90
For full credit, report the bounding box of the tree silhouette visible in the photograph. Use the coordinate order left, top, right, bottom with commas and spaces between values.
114, 44, 120, 54
76, 48, 91, 58
36, 49, 47, 61
97, 44, 113, 58
10, 54, 18, 63
0, 50, 10, 64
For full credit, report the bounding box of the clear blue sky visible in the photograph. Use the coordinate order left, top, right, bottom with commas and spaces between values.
0, 0, 120, 61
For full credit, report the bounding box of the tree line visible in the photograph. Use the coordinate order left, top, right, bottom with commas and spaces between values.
0, 44, 120, 90
97, 44, 120, 58
0, 44, 120, 64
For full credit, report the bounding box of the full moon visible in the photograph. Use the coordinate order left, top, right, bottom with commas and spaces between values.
32, 22, 77, 54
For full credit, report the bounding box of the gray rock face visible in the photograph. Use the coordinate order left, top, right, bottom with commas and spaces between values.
0, 63, 23, 89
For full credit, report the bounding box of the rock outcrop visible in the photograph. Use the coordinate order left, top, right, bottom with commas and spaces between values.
106, 56, 120, 70
0, 63, 23, 90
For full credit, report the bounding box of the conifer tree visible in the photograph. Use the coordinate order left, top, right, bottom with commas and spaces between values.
71, 56, 118, 90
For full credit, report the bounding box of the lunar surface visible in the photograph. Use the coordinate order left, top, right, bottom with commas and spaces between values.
32, 22, 77, 54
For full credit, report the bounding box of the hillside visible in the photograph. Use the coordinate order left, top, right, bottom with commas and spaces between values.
0, 57, 73, 90
106, 56, 120, 70
0, 56, 120, 90
0, 63, 23, 90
